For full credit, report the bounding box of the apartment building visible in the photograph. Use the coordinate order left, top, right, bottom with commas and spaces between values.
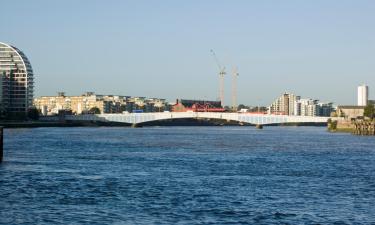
0, 42, 34, 116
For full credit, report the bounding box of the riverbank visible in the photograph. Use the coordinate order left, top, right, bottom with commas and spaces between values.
328, 118, 375, 135
328, 119, 355, 133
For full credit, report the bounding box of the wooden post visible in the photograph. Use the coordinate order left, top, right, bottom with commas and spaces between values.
356, 123, 359, 135
0, 127, 3, 163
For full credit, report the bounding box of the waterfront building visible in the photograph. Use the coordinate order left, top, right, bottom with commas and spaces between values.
124, 97, 168, 112
268, 93, 300, 115
317, 102, 334, 117
34, 92, 128, 115
293, 99, 333, 117
294, 99, 318, 116
0, 42, 34, 116
357, 84, 368, 106
145, 98, 168, 112
336, 105, 365, 120
172, 99, 224, 112
269, 93, 332, 117
34, 92, 168, 115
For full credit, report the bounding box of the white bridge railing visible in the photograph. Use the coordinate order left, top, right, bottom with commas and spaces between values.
42, 112, 333, 125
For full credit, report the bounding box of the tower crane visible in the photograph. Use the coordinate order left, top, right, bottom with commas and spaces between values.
210, 49, 226, 107
232, 66, 239, 112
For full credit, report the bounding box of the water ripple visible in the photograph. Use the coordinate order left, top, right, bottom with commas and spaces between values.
1, 126, 375, 224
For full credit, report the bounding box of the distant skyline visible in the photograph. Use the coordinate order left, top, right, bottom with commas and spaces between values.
1, 0, 374, 105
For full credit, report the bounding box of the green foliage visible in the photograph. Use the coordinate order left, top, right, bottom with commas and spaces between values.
364, 103, 375, 119
327, 119, 337, 131
89, 107, 101, 114
237, 104, 247, 110
27, 107, 40, 120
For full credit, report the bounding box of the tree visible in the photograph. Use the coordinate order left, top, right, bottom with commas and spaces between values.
27, 107, 40, 120
327, 119, 337, 131
237, 104, 247, 110
364, 103, 375, 119
89, 107, 101, 114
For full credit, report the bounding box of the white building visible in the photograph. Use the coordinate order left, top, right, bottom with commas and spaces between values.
268, 92, 334, 117
293, 99, 333, 117
268, 93, 300, 115
357, 84, 368, 106
294, 99, 318, 117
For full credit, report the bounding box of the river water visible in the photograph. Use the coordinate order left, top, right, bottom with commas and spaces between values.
1, 127, 375, 224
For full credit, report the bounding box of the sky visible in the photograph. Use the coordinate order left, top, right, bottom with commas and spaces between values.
1, 0, 374, 106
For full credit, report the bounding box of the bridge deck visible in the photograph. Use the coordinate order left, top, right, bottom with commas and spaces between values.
46, 112, 332, 125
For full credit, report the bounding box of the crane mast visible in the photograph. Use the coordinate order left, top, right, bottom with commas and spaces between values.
210, 49, 226, 107
232, 67, 239, 112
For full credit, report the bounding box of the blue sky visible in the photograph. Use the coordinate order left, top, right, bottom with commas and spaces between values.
1, 0, 374, 105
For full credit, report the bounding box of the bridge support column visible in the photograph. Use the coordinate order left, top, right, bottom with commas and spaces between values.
256, 124, 263, 129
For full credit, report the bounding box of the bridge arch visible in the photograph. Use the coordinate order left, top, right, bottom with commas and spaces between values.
62, 112, 331, 126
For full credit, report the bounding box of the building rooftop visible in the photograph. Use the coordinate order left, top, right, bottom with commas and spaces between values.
337, 105, 366, 109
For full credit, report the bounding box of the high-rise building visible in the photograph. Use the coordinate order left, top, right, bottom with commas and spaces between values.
357, 84, 368, 106
293, 99, 332, 117
317, 102, 333, 117
270, 93, 332, 117
294, 99, 318, 116
0, 42, 34, 115
268, 93, 300, 115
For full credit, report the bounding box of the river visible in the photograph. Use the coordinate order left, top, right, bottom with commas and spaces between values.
1, 127, 375, 224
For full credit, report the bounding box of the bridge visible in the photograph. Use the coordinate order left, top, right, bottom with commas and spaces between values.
47, 112, 333, 125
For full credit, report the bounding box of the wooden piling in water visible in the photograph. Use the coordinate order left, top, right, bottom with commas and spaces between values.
353, 120, 375, 136
0, 127, 3, 163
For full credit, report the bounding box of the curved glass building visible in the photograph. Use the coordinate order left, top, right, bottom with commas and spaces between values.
0, 42, 34, 115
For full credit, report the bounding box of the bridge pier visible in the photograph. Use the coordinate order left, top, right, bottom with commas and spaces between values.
131, 123, 142, 128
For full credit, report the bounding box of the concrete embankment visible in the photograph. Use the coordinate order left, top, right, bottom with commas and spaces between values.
328, 119, 355, 133
328, 119, 375, 135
